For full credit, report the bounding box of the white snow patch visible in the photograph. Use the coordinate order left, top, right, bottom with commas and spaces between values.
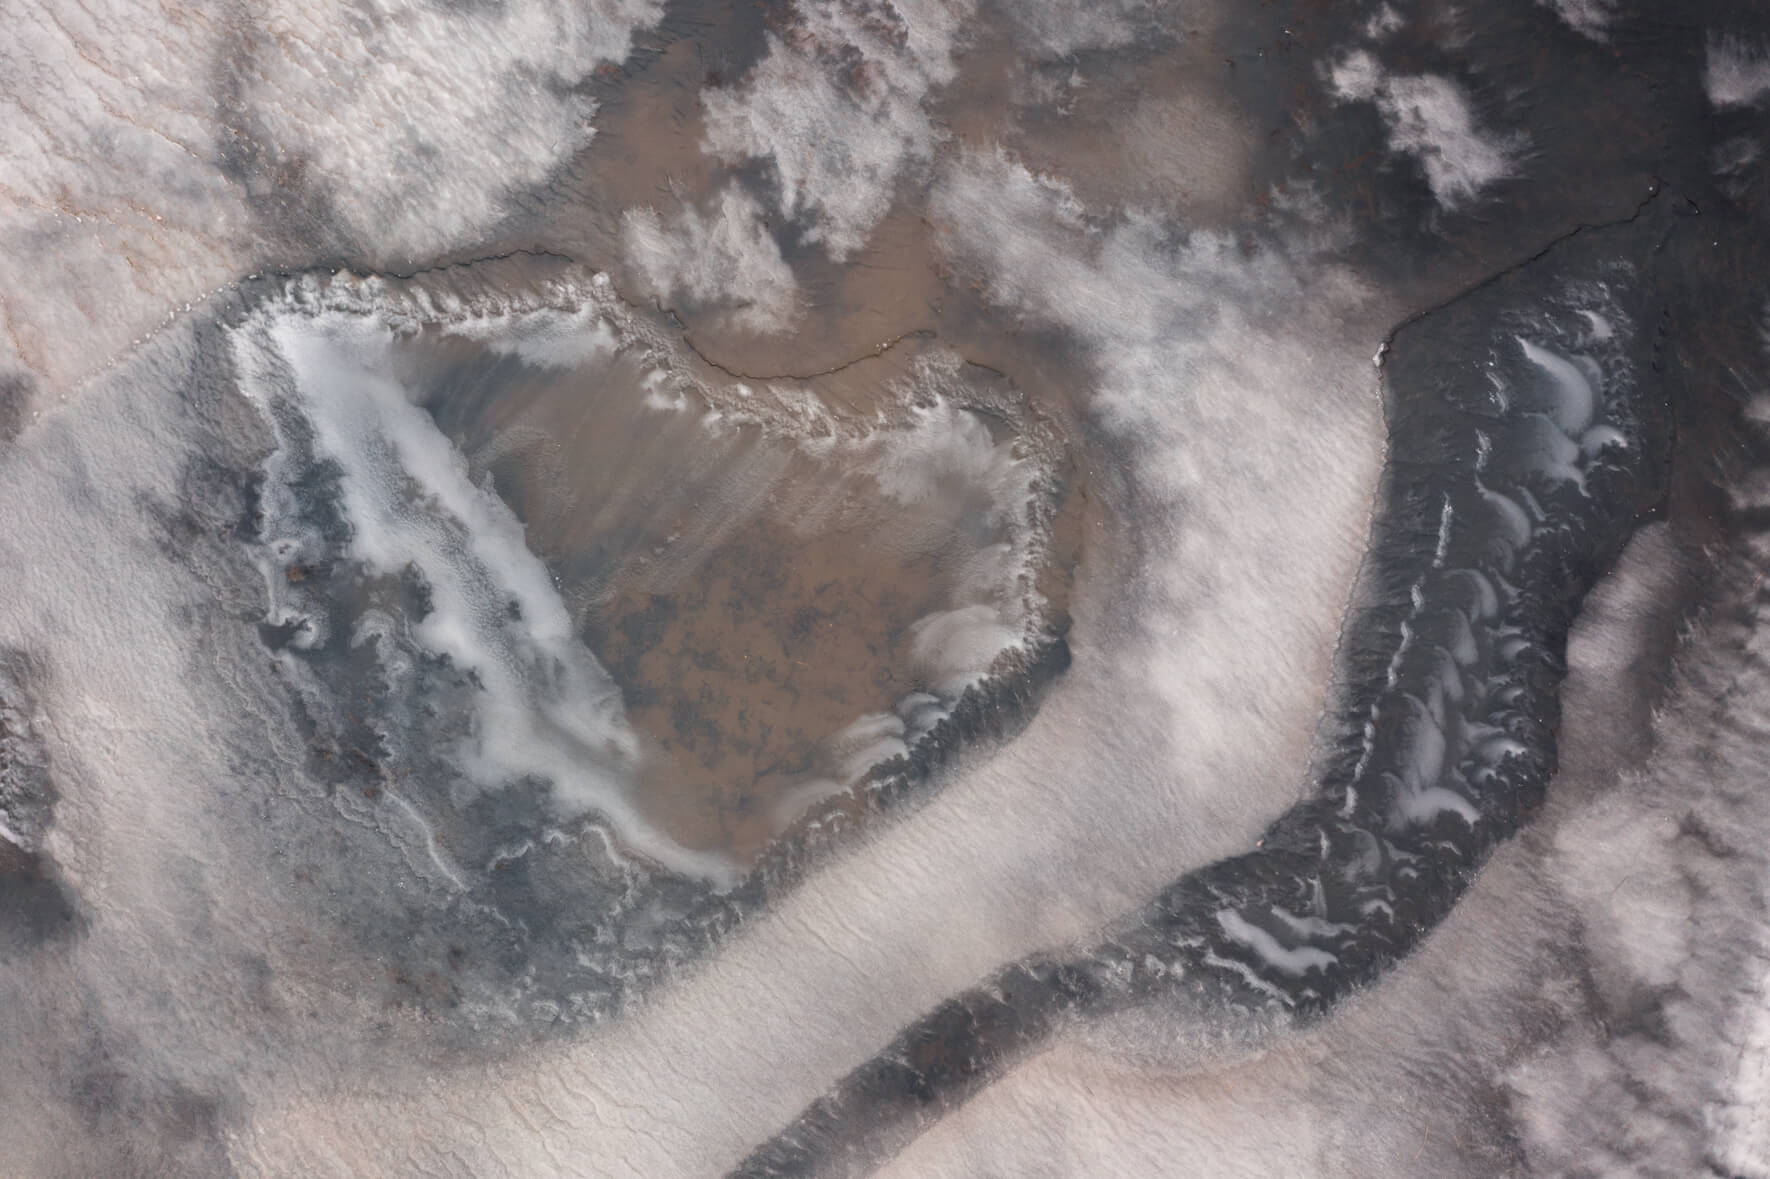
245, 0, 663, 257
622, 185, 801, 334
1328, 54, 1525, 207
1707, 34, 1770, 109
1537, 0, 1615, 42
1216, 909, 1337, 977
446, 304, 623, 370
701, 0, 973, 259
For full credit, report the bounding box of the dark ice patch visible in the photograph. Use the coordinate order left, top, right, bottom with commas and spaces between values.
0, 842, 78, 955
729, 188, 1680, 1179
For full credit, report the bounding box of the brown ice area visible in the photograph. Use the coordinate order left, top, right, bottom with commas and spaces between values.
396, 295, 1080, 865
527, 0, 1251, 392
357, 1, 1220, 866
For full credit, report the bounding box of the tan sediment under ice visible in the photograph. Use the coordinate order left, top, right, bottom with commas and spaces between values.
359, 270, 1081, 865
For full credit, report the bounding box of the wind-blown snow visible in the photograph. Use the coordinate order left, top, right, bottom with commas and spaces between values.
623, 186, 801, 333
1329, 52, 1525, 208
702, 0, 972, 258
1707, 34, 1770, 109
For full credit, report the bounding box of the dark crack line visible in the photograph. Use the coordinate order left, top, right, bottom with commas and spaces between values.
363, 246, 581, 282
677, 326, 938, 384
619, 269, 944, 383
1377, 179, 1667, 360
244, 246, 1007, 390
601, 269, 962, 387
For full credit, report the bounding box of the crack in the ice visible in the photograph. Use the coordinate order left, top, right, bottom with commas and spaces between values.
1379, 179, 1668, 361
